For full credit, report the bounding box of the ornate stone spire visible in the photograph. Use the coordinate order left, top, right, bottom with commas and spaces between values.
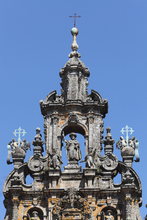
60, 26, 90, 102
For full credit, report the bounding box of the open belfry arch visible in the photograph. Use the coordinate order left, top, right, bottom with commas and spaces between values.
3, 24, 142, 220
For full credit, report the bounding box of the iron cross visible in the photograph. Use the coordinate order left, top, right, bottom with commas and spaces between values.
121, 125, 134, 145
13, 127, 27, 145
69, 13, 81, 27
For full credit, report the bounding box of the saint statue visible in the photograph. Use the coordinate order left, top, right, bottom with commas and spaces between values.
30, 211, 40, 220
65, 133, 81, 162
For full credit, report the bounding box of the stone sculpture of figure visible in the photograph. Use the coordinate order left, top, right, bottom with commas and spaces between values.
104, 210, 114, 220
85, 147, 96, 168
122, 169, 134, 184
51, 149, 63, 169
30, 211, 40, 220
116, 136, 127, 150
65, 133, 82, 162
129, 137, 140, 162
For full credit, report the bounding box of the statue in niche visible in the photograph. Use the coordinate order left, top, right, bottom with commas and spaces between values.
64, 133, 82, 162
51, 149, 63, 169
30, 211, 40, 220
102, 210, 114, 220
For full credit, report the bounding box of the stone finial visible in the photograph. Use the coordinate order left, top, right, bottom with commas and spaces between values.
32, 128, 44, 156
116, 136, 140, 167
117, 125, 140, 167
69, 27, 81, 58
103, 128, 115, 155
7, 139, 30, 169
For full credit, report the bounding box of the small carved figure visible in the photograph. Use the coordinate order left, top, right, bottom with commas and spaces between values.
116, 136, 127, 150
65, 133, 82, 162
104, 210, 114, 220
129, 137, 140, 162
122, 169, 134, 184
30, 211, 40, 220
85, 147, 96, 168
51, 150, 63, 169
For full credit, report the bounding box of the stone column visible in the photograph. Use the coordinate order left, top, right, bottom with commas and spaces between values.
125, 194, 132, 220
12, 196, 19, 220
52, 116, 59, 153
47, 207, 52, 220
88, 115, 94, 151
45, 117, 52, 153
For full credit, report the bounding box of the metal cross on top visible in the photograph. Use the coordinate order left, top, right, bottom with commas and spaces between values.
69, 13, 81, 27
13, 126, 27, 146
121, 125, 134, 145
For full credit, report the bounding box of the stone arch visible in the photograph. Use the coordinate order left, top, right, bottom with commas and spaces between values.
99, 206, 117, 220
61, 121, 88, 137
26, 207, 44, 220
61, 121, 88, 157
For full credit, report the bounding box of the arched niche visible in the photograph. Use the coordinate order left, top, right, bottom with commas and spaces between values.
26, 207, 44, 220
98, 206, 118, 220
61, 122, 88, 151
62, 122, 88, 137
61, 132, 86, 169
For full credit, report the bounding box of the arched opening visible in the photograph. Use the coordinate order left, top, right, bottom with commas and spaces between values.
100, 206, 117, 220
26, 207, 43, 220
113, 172, 122, 186
62, 132, 86, 170
25, 174, 34, 185
61, 123, 87, 170
62, 123, 86, 136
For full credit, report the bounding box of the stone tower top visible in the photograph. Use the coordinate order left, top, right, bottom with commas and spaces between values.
3, 25, 142, 220
59, 26, 90, 102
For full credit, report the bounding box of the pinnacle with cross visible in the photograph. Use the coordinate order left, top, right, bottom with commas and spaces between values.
120, 125, 134, 145
13, 126, 27, 146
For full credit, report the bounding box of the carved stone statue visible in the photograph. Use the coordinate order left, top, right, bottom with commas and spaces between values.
85, 147, 96, 168
129, 137, 140, 162
51, 149, 63, 169
30, 211, 40, 220
116, 136, 127, 150
104, 210, 114, 220
65, 133, 81, 162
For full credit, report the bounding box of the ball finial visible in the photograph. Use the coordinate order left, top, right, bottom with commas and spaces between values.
71, 27, 79, 36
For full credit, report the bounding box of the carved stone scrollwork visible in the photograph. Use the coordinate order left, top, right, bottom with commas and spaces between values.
28, 155, 44, 173
122, 169, 135, 185
52, 188, 91, 219
101, 154, 118, 171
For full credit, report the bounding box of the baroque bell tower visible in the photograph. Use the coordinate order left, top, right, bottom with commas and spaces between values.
3, 25, 142, 220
